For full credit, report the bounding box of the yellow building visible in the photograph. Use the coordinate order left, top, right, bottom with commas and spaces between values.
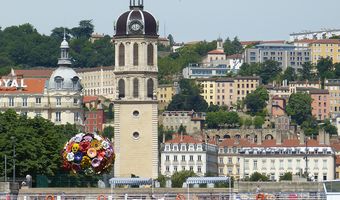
197, 76, 261, 107
310, 39, 340, 64
157, 82, 179, 110
197, 78, 217, 105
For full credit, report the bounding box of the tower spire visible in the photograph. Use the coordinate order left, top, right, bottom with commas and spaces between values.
130, 0, 144, 10
58, 33, 71, 66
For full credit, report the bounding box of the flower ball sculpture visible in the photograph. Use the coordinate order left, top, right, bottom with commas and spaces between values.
62, 132, 114, 175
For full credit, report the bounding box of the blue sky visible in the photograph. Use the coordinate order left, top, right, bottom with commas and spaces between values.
1, 0, 339, 42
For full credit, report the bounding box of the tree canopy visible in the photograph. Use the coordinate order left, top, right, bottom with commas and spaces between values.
286, 93, 313, 125
167, 79, 208, 112
244, 86, 269, 116
0, 21, 114, 69
0, 109, 78, 179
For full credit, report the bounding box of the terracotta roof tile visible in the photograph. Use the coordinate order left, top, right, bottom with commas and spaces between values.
83, 96, 99, 103
208, 49, 225, 54
13, 69, 53, 78
0, 78, 46, 94
165, 134, 202, 144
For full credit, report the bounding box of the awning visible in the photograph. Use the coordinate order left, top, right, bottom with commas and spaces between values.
186, 177, 230, 185
109, 178, 152, 186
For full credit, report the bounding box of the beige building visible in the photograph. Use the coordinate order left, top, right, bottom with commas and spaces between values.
160, 111, 206, 135
238, 131, 335, 182
0, 38, 83, 127
161, 134, 218, 177
157, 82, 180, 110
113, 1, 159, 178
76, 66, 115, 100
310, 39, 340, 64
197, 76, 261, 107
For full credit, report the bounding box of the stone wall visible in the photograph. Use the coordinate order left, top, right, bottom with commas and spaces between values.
236, 181, 324, 193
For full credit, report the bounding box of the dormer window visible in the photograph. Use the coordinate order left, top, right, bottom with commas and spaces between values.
71, 76, 79, 89
197, 145, 202, 151
55, 76, 64, 89
173, 145, 178, 151
165, 145, 170, 151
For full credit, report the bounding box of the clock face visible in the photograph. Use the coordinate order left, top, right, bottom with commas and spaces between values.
131, 23, 141, 31
129, 20, 143, 33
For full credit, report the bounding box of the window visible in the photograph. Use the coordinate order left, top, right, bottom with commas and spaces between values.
133, 43, 139, 66
279, 160, 284, 169
22, 97, 28, 107
323, 160, 327, 169
288, 159, 292, 169
189, 166, 193, 171
118, 79, 125, 98
56, 97, 61, 106
166, 155, 170, 161
36, 112, 41, 117
147, 43, 154, 66
314, 159, 319, 169
74, 112, 80, 122
73, 98, 78, 104
182, 166, 186, 171
219, 157, 224, 164
71, 76, 79, 89
119, 43, 125, 66
174, 166, 178, 172
228, 158, 232, 164
166, 166, 169, 172
9, 97, 14, 107
182, 155, 185, 161
245, 159, 249, 170
198, 166, 202, 173
253, 160, 258, 170
190, 155, 194, 161
56, 112, 61, 122
174, 155, 177, 161
133, 78, 139, 98
55, 76, 63, 89
36, 97, 41, 104
147, 79, 154, 98
270, 160, 275, 169
198, 155, 201, 161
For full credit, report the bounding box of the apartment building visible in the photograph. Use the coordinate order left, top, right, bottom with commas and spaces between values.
161, 134, 218, 177
310, 39, 340, 64
157, 82, 180, 110
244, 43, 311, 71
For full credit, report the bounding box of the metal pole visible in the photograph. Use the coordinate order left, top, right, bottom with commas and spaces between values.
187, 183, 189, 200
229, 178, 231, 200
13, 139, 16, 183
305, 138, 308, 181
4, 155, 7, 182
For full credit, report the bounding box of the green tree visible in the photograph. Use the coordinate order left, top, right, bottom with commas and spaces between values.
286, 93, 313, 125
167, 79, 208, 112
171, 170, 196, 188
249, 172, 269, 181
322, 120, 338, 135
259, 60, 282, 84
102, 126, 114, 139
253, 116, 265, 129
316, 57, 334, 88
282, 67, 297, 82
238, 63, 261, 76
223, 37, 243, 56
71, 20, 94, 39
279, 172, 292, 181
167, 34, 175, 46
241, 117, 253, 128
225, 112, 240, 128
298, 62, 315, 81
244, 87, 269, 116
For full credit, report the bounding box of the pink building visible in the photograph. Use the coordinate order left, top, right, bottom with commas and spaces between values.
310, 89, 330, 121
271, 95, 286, 117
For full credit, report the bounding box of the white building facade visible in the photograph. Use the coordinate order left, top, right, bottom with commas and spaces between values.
161, 135, 218, 177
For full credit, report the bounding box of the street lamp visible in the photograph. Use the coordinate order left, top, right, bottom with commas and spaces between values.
304, 137, 309, 181
10, 136, 16, 183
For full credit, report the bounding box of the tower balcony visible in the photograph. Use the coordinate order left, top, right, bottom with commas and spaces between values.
114, 65, 158, 73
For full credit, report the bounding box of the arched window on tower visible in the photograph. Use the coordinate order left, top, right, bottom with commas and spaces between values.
147, 78, 154, 98
118, 79, 125, 98
147, 43, 154, 66
133, 78, 139, 98
133, 43, 139, 66
55, 76, 64, 89
119, 43, 125, 66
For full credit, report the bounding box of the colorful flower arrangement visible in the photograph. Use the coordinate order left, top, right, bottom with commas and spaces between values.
61, 132, 114, 175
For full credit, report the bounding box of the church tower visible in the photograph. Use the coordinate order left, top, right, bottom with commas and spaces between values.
113, 0, 159, 178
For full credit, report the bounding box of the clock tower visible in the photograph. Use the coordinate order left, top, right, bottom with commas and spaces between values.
113, 0, 159, 178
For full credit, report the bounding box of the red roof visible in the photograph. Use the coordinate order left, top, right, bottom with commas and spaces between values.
208, 49, 225, 54
311, 39, 340, 44
165, 134, 202, 144
294, 39, 317, 44
240, 41, 261, 46
227, 54, 242, 59
83, 96, 99, 103
219, 138, 328, 148
13, 69, 53, 78
0, 78, 46, 94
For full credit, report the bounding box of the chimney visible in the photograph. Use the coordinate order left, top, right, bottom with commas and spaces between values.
318, 128, 325, 145
276, 131, 282, 145
257, 132, 262, 145
180, 131, 183, 142
163, 133, 166, 143
299, 129, 305, 145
